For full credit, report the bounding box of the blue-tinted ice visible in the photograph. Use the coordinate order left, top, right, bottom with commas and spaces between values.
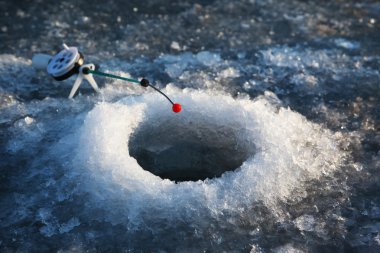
0, 0, 379, 252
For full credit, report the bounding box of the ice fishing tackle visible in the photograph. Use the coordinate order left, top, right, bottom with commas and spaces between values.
32, 44, 99, 99
32, 44, 181, 113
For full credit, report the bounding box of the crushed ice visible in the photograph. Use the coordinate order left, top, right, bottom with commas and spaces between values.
69, 88, 343, 227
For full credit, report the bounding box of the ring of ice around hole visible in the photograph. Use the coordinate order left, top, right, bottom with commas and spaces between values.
75, 89, 342, 225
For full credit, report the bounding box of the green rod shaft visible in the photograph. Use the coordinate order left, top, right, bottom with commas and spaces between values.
87, 69, 174, 105
88, 69, 140, 84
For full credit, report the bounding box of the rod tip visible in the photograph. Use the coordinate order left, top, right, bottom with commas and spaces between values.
172, 103, 181, 113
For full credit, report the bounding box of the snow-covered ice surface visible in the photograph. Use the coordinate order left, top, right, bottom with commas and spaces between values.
1, 0, 380, 252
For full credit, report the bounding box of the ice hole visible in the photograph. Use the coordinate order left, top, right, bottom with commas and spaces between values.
128, 114, 255, 182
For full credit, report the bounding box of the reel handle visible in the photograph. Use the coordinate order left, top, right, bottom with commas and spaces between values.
32, 54, 52, 70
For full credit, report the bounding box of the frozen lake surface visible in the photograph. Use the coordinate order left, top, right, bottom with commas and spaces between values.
0, 0, 379, 252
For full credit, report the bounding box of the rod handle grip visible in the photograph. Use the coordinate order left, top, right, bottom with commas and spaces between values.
32, 54, 52, 70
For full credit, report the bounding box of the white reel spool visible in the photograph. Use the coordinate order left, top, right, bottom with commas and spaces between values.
47, 44, 83, 81
32, 44, 99, 98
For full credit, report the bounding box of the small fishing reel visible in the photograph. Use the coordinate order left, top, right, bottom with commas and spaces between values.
32, 44, 99, 98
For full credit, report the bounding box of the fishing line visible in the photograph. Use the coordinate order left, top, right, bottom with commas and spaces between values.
84, 68, 181, 113
86, 69, 175, 105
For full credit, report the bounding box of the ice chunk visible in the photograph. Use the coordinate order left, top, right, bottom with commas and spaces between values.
170, 41, 181, 51
24, 116, 34, 125
273, 244, 305, 253
196, 51, 222, 66
258, 46, 348, 70
250, 244, 265, 253
165, 61, 189, 78
155, 51, 223, 79
158, 53, 197, 78
14, 116, 35, 127
218, 67, 240, 78
334, 38, 360, 50
294, 214, 316, 232
290, 73, 317, 87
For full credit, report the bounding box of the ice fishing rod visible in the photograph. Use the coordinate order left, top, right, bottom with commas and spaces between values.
32, 44, 182, 113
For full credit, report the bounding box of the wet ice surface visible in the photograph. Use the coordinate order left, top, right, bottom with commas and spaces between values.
1, 0, 380, 252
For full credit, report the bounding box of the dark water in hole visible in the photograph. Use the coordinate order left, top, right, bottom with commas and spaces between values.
129, 120, 254, 182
